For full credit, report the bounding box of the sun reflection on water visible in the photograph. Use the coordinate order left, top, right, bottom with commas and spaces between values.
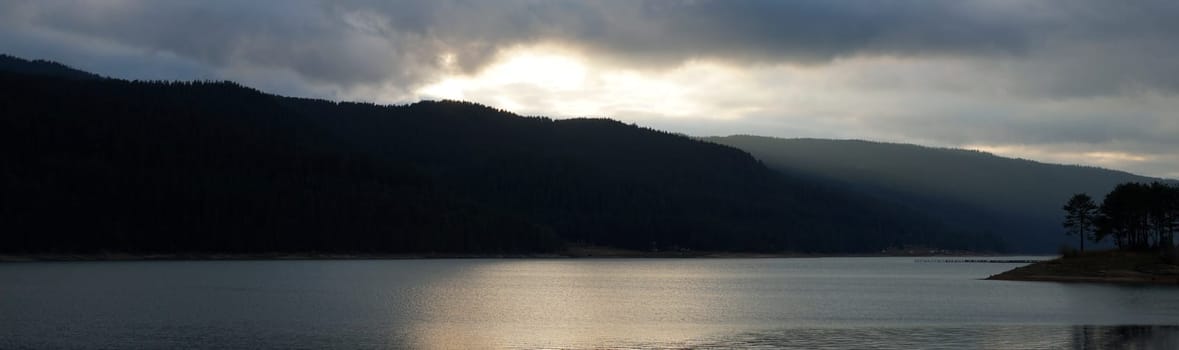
401, 260, 759, 348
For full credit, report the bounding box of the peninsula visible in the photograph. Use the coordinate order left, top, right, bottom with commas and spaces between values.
988, 250, 1179, 285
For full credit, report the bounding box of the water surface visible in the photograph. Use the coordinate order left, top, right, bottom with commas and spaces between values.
1, 257, 1177, 349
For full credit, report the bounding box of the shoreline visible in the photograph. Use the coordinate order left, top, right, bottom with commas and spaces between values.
0, 253, 931, 262
988, 273, 1179, 285
986, 250, 1179, 286
0, 247, 1015, 263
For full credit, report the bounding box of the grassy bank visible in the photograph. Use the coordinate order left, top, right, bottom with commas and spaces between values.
987, 250, 1179, 285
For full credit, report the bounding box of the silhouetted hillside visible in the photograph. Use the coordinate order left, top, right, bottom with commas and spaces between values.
707, 136, 1166, 252
0, 55, 1001, 254
0, 54, 101, 80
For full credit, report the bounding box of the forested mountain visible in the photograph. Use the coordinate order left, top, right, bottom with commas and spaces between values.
0, 55, 1003, 254
0, 54, 100, 80
707, 136, 1169, 252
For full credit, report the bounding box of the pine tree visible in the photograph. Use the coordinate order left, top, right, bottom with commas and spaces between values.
1063, 193, 1097, 253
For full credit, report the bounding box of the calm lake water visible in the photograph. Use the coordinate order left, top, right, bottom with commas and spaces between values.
2, 257, 1177, 349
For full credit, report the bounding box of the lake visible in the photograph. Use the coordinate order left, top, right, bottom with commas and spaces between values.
2, 257, 1177, 349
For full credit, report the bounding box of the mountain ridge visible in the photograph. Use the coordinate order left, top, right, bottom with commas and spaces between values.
725, 135, 1163, 179
0, 54, 999, 254
707, 135, 1167, 252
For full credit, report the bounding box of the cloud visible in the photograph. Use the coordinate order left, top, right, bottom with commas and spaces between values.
429, 51, 1179, 178
1, 0, 1178, 177
6, 0, 1179, 96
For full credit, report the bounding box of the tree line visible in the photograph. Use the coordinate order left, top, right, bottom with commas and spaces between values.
1063, 182, 1179, 253
0, 54, 1005, 254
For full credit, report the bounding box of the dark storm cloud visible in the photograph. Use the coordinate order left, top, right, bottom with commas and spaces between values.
3, 1, 412, 84
326, 0, 1041, 70
589, 1, 1032, 63
336, 0, 1035, 64
5, 0, 1178, 96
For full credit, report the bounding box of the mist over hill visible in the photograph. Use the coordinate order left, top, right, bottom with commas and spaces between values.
0, 54, 1002, 254
707, 136, 1168, 252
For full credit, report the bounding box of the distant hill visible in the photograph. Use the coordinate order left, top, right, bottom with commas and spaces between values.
0, 55, 1002, 255
0, 54, 101, 80
707, 136, 1166, 252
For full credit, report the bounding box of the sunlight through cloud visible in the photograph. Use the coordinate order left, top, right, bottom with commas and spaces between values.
417, 45, 763, 120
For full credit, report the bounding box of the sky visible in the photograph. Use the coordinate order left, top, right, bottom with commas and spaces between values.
2, 0, 1177, 179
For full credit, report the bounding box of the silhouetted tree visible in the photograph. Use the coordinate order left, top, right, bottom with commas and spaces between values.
1062, 193, 1097, 252
1149, 182, 1179, 250
1096, 182, 1179, 252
